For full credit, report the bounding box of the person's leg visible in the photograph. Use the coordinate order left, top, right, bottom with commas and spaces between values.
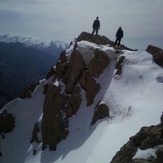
118, 38, 121, 46
92, 29, 95, 36
114, 38, 118, 46
95, 28, 98, 35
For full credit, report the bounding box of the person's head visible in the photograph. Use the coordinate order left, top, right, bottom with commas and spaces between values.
119, 27, 122, 30
96, 16, 99, 20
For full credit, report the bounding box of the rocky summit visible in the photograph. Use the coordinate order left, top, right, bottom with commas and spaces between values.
32, 32, 113, 150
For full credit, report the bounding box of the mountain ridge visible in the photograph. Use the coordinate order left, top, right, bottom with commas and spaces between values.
0, 32, 163, 163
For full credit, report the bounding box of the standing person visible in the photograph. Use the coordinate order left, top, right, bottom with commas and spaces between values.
92, 16, 100, 36
114, 27, 124, 46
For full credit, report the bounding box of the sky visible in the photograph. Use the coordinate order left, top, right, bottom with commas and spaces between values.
0, 0, 163, 50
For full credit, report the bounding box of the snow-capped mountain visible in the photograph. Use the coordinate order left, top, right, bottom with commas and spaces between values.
0, 34, 68, 49
0, 32, 163, 163
0, 34, 69, 58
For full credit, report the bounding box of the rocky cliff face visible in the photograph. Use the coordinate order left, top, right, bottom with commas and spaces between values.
31, 32, 113, 150
111, 113, 163, 163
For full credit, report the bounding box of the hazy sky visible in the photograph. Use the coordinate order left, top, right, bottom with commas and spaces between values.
0, 0, 163, 50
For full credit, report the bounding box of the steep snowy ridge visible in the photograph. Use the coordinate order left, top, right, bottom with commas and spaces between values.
0, 33, 163, 163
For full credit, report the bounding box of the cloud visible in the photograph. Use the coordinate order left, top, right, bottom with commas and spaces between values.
0, 0, 163, 49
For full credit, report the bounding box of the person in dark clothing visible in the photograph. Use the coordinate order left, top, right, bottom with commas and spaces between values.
92, 17, 100, 36
114, 27, 124, 46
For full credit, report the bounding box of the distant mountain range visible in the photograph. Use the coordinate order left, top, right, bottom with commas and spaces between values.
0, 35, 68, 109
0, 34, 69, 56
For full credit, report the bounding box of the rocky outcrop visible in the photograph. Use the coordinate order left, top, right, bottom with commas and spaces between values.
46, 67, 57, 80
0, 110, 15, 133
20, 82, 39, 99
79, 70, 100, 106
56, 51, 68, 80
146, 45, 163, 66
111, 113, 163, 163
77, 31, 114, 45
91, 102, 109, 125
66, 86, 82, 117
114, 56, 126, 75
62, 49, 85, 93
88, 49, 110, 78
30, 122, 40, 143
41, 84, 69, 150
40, 32, 112, 150
77, 32, 136, 51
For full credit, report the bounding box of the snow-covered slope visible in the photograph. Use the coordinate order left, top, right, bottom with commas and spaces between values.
0, 38, 163, 163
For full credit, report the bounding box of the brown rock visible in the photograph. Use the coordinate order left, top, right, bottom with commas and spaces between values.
77, 32, 136, 51
77, 31, 114, 45
56, 51, 68, 80
46, 67, 57, 80
140, 126, 163, 150
80, 70, 100, 106
43, 84, 49, 94
20, 82, 39, 99
86, 76, 100, 106
146, 45, 163, 66
132, 159, 155, 163
154, 51, 163, 66
112, 114, 163, 163
91, 102, 109, 125
79, 70, 89, 90
146, 45, 162, 55
30, 122, 40, 143
66, 86, 82, 117
111, 141, 138, 163
114, 56, 126, 75
62, 49, 84, 93
0, 110, 15, 133
41, 84, 69, 150
88, 49, 110, 78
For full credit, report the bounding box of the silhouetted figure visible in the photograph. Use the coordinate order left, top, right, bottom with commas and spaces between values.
92, 17, 100, 36
114, 27, 124, 46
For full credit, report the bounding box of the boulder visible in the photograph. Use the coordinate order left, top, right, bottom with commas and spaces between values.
91, 102, 109, 125
146, 45, 163, 66
62, 49, 84, 93
30, 122, 40, 143
0, 110, 15, 133
66, 86, 82, 117
79, 70, 89, 90
111, 114, 163, 163
88, 49, 110, 78
86, 77, 100, 106
111, 141, 138, 163
20, 82, 39, 99
130, 125, 163, 150
80, 70, 100, 106
114, 56, 126, 75
41, 84, 69, 150
146, 45, 162, 54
